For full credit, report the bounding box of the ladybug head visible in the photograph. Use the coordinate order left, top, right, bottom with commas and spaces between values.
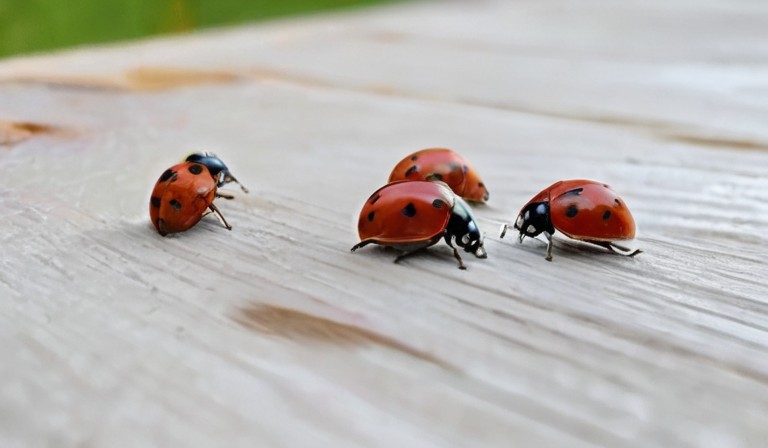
459, 225, 487, 259
185, 152, 249, 193
447, 197, 487, 259
514, 202, 554, 242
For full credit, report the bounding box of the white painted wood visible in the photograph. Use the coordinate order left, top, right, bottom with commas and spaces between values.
1, 1, 767, 447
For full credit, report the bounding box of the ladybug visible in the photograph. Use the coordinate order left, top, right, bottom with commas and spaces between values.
501, 179, 641, 261
149, 152, 248, 236
388, 148, 489, 203
351, 180, 487, 269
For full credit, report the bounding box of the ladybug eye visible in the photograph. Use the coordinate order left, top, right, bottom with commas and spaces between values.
524, 211, 530, 221
526, 225, 537, 234
515, 215, 524, 228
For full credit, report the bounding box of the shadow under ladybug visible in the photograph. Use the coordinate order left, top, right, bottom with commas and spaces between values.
351, 180, 487, 270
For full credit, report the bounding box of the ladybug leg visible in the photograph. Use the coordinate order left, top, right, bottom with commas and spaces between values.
585, 241, 642, 257
350, 240, 372, 252
451, 247, 467, 270
208, 203, 232, 230
215, 191, 235, 200
444, 237, 467, 270
608, 242, 643, 257
544, 232, 553, 262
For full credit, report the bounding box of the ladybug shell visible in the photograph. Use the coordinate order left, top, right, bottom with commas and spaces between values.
149, 162, 217, 235
388, 148, 489, 203
357, 180, 455, 246
543, 179, 636, 241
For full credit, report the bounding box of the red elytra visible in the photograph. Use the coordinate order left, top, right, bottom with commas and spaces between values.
501, 179, 640, 261
351, 180, 487, 270
388, 148, 489, 203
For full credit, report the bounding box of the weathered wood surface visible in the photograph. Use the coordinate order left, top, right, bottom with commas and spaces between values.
2, 1, 768, 446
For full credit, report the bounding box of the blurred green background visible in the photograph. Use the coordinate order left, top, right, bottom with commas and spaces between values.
0, 0, 396, 58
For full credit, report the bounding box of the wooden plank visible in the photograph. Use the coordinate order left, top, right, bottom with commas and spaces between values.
1, 1, 767, 447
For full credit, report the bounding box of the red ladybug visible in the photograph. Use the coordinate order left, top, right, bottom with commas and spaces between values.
351, 180, 487, 269
388, 148, 489, 203
149, 152, 248, 236
501, 179, 640, 261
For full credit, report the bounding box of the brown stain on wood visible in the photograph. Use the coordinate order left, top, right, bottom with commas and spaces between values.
6, 74, 129, 91
124, 67, 238, 91
248, 68, 335, 89
235, 304, 456, 370
0, 120, 67, 146
662, 133, 768, 152
3, 67, 239, 92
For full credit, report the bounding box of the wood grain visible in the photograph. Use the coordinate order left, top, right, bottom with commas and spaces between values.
1, 1, 767, 447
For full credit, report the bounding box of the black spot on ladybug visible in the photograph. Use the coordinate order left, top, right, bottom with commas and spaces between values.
428, 173, 443, 181
169, 199, 182, 210
410, 155, 418, 161
402, 203, 417, 218
603, 210, 612, 220
188, 164, 203, 175
150, 197, 161, 208
157, 218, 167, 236
370, 194, 382, 205
367, 211, 375, 222
614, 198, 622, 207
405, 165, 419, 176
159, 169, 175, 182
432, 199, 446, 209
449, 163, 460, 172
566, 205, 578, 218
462, 165, 468, 173
478, 182, 485, 188
564, 188, 583, 196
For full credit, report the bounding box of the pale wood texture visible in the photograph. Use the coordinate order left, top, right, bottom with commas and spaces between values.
2, 1, 768, 447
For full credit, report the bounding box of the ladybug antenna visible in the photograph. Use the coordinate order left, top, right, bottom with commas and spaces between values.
499, 223, 510, 239
499, 223, 524, 243
223, 172, 249, 193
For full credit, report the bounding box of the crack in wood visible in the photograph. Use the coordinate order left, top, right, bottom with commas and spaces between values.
662, 133, 768, 152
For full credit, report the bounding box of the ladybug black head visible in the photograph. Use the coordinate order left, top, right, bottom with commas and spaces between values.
514, 202, 554, 241
185, 152, 228, 181
185, 151, 249, 193
461, 227, 487, 259
447, 196, 487, 259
